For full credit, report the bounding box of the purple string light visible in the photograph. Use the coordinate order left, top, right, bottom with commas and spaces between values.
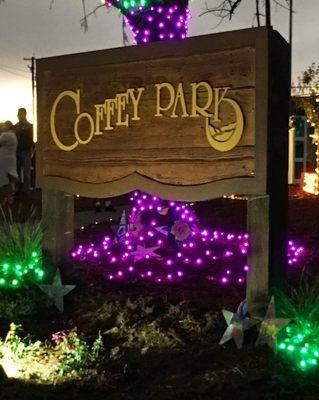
104, 0, 190, 45
126, 5, 190, 44
72, 191, 305, 286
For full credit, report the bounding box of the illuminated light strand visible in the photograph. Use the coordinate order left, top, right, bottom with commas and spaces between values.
296, 90, 319, 195
104, 0, 191, 44
0, 251, 44, 289
278, 322, 319, 371
71, 192, 305, 286
302, 172, 318, 195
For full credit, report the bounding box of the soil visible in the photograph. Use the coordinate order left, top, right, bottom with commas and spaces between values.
0, 186, 318, 400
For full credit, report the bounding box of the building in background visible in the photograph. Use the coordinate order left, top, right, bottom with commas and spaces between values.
289, 95, 318, 192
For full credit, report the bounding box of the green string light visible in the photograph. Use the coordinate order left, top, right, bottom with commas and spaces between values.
277, 322, 319, 372
0, 250, 45, 289
111, 0, 152, 13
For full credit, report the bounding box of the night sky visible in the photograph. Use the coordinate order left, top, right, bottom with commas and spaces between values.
0, 0, 318, 122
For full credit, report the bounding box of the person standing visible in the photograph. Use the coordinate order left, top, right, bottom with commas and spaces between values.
14, 108, 34, 195
0, 121, 18, 205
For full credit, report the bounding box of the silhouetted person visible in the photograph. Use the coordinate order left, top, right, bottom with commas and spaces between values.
0, 121, 18, 205
14, 108, 34, 195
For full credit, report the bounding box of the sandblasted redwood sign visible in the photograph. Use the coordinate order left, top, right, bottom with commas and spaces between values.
35, 27, 284, 201
37, 27, 290, 312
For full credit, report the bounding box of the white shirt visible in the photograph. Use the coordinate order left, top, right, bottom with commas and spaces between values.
0, 130, 18, 186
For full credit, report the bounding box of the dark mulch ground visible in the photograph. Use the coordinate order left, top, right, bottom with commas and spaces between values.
0, 186, 318, 400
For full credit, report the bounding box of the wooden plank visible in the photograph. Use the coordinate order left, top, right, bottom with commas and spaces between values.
36, 29, 259, 196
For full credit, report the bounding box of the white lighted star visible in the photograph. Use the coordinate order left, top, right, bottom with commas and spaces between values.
255, 296, 290, 350
38, 269, 75, 313
219, 309, 259, 349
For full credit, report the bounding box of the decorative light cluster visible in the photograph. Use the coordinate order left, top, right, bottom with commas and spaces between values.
103, 0, 191, 44
306, 95, 319, 195
103, 0, 150, 13
0, 251, 44, 289
278, 322, 319, 371
287, 240, 305, 266
302, 172, 319, 195
72, 192, 305, 286
294, 87, 319, 195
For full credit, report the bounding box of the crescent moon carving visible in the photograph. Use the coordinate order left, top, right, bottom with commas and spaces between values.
205, 97, 244, 152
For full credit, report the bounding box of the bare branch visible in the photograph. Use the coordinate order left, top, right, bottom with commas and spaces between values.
79, 3, 106, 31
81, 0, 89, 32
200, 0, 242, 18
255, 0, 261, 26
201, 0, 293, 28
272, 0, 291, 12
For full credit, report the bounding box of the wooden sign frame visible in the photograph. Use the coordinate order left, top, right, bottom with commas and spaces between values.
37, 27, 290, 314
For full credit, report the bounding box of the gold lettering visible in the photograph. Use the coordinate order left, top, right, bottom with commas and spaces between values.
171, 83, 189, 118
116, 93, 129, 127
155, 83, 175, 117
50, 89, 80, 152
128, 88, 144, 121
74, 112, 95, 145
213, 87, 229, 122
190, 82, 213, 117
206, 95, 244, 152
95, 104, 105, 135
104, 99, 116, 131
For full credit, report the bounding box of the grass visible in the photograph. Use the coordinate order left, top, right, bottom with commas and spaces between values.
0, 206, 44, 288
0, 206, 43, 264
275, 275, 319, 375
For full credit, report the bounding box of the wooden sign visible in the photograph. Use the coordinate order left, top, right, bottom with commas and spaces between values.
37, 27, 290, 314
36, 27, 286, 201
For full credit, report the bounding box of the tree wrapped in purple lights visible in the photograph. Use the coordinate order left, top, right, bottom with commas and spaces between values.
72, 192, 305, 286
103, 0, 191, 44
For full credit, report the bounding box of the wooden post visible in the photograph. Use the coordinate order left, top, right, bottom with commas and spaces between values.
247, 195, 270, 316
42, 188, 74, 266
247, 29, 290, 316
247, 192, 288, 316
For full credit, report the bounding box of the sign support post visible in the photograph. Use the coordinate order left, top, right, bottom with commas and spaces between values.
42, 188, 74, 265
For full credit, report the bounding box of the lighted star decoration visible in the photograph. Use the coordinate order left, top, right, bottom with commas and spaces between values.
155, 226, 169, 236
255, 296, 290, 351
219, 309, 260, 349
38, 269, 76, 313
130, 245, 161, 262
117, 210, 127, 238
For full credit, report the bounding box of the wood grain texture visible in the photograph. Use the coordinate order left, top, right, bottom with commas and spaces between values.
36, 28, 274, 199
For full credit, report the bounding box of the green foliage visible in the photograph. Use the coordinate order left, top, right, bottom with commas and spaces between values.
276, 279, 319, 373
1, 323, 41, 359
0, 207, 44, 288
299, 62, 319, 87
277, 278, 319, 323
0, 324, 105, 383
56, 329, 104, 375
